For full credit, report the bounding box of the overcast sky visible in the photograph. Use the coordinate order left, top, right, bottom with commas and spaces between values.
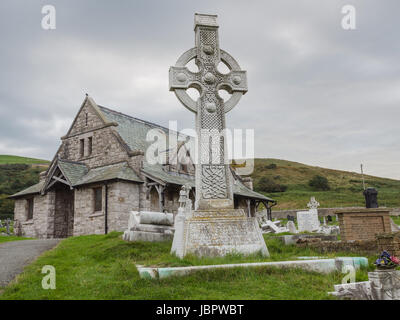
0, 0, 399, 179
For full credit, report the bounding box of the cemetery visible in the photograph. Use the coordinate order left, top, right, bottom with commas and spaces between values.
1, 9, 400, 302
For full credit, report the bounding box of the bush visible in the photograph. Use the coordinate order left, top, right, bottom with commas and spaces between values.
265, 163, 277, 169
308, 175, 330, 191
256, 177, 288, 193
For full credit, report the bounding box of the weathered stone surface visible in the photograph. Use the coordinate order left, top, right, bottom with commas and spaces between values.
123, 210, 175, 242
139, 211, 173, 226
329, 269, 400, 300
168, 14, 267, 258
178, 209, 268, 257
376, 231, 400, 257
297, 209, 320, 232
286, 220, 298, 234
336, 208, 391, 241
138, 257, 368, 279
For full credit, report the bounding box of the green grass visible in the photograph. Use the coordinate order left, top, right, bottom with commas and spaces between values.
0, 232, 377, 300
0, 236, 33, 243
0, 155, 49, 165
251, 158, 400, 210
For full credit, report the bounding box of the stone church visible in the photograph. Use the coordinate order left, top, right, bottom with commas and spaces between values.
10, 95, 274, 239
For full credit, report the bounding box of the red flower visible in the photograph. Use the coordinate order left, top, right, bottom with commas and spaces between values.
390, 256, 400, 265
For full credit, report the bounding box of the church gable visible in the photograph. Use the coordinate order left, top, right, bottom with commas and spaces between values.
55, 96, 131, 168
66, 96, 109, 137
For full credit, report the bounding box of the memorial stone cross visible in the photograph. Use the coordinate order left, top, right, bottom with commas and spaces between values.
169, 13, 247, 210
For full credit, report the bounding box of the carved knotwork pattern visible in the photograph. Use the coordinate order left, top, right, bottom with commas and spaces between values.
201, 165, 227, 199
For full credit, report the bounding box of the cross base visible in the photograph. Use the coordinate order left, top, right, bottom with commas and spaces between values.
171, 208, 269, 258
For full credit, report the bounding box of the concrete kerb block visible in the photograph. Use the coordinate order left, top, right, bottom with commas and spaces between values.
136, 257, 368, 280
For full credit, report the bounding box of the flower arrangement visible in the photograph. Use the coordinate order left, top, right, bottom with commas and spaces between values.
375, 250, 400, 269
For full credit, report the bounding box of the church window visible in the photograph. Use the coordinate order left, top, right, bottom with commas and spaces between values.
88, 137, 93, 156
94, 187, 102, 212
27, 198, 34, 220
79, 139, 85, 157
85, 113, 88, 126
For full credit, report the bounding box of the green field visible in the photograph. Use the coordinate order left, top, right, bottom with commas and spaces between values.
0, 232, 376, 300
251, 158, 400, 210
0, 155, 49, 165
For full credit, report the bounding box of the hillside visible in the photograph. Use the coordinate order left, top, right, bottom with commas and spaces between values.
251, 158, 400, 210
1, 155, 400, 218
0, 155, 49, 219
0, 155, 49, 165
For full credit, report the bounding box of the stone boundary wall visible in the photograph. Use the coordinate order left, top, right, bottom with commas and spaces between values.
296, 239, 378, 255
271, 207, 400, 219
376, 232, 400, 257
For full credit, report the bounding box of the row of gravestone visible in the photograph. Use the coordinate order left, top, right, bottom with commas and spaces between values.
287, 215, 333, 223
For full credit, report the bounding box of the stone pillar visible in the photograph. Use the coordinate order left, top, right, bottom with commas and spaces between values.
376, 232, 400, 257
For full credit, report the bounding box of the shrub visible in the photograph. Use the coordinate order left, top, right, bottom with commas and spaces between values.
256, 177, 288, 193
308, 175, 330, 191
265, 163, 277, 169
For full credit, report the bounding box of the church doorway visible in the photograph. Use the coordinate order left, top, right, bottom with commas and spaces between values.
150, 187, 160, 212
54, 184, 75, 238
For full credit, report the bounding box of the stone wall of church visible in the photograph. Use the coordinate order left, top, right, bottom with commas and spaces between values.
73, 186, 105, 235
61, 126, 128, 168
14, 192, 55, 239
107, 181, 140, 232
73, 181, 140, 236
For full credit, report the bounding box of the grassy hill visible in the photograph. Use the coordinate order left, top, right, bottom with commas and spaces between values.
0, 155, 49, 219
251, 158, 400, 210
0, 155, 49, 165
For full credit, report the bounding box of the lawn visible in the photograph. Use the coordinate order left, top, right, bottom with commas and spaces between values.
0, 232, 376, 300
0, 236, 33, 244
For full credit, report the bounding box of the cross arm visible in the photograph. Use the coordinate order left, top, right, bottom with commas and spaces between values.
219, 70, 248, 94
169, 66, 200, 91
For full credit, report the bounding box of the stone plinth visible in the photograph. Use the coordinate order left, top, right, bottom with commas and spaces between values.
173, 208, 269, 258
335, 208, 391, 241
376, 231, 400, 257
369, 270, 400, 300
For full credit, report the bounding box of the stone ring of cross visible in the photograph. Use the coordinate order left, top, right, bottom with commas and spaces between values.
169, 47, 248, 114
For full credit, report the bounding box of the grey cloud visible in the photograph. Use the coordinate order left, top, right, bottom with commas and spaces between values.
0, 0, 399, 179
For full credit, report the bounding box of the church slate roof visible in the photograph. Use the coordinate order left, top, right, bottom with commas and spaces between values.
10, 161, 142, 198
74, 162, 143, 186
9, 181, 45, 198
58, 159, 88, 185
141, 163, 273, 202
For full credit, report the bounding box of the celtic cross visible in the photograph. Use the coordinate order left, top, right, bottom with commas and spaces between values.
169, 13, 247, 210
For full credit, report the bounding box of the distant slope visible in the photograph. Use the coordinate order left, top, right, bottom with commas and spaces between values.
0, 155, 50, 165
0, 156, 49, 219
251, 158, 400, 210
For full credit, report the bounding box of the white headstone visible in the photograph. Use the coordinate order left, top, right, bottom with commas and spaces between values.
297, 210, 320, 232
287, 220, 298, 234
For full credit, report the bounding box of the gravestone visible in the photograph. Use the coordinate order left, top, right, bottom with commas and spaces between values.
123, 211, 174, 242
5, 218, 10, 235
327, 215, 332, 222
169, 13, 268, 257
297, 197, 320, 232
287, 220, 298, 234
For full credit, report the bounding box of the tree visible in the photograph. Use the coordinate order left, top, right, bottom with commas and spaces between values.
308, 175, 330, 191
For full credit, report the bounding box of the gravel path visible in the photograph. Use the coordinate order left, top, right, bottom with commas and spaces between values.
0, 239, 60, 287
